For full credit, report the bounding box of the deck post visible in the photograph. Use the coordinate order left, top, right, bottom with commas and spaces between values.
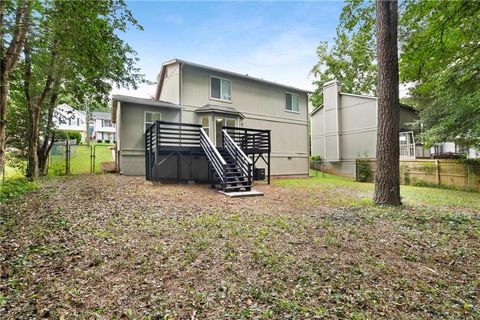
267, 130, 271, 184
177, 152, 180, 183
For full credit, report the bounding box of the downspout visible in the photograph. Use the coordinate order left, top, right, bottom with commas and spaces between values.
179, 62, 183, 124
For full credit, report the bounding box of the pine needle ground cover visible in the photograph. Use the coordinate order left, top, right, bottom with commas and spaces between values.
1, 174, 478, 319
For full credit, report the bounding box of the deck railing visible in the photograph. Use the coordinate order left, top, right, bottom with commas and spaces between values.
199, 128, 227, 188
145, 122, 157, 180
156, 121, 201, 148
222, 126, 271, 154
222, 129, 253, 187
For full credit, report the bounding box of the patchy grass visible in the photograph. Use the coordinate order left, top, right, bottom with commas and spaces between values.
276, 171, 480, 209
48, 144, 113, 175
0, 174, 479, 319
0, 177, 39, 203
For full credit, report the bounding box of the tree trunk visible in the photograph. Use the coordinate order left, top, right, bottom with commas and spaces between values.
26, 106, 41, 179
0, 0, 31, 175
0, 72, 8, 176
38, 133, 55, 176
23, 39, 56, 180
373, 0, 401, 206
38, 86, 59, 176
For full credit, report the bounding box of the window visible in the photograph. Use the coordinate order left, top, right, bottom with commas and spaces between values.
201, 116, 210, 136
285, 93, 299, 112
77, 118, 80, 126
144, 112, 161, 131
68, 118, 72, 126
210, 76, 231, 101
102, 119, 112, 128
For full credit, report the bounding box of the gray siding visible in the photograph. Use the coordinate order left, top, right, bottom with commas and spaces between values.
181, 65, 309, 176
118, 102, 180, 176
310, 81, 419, 177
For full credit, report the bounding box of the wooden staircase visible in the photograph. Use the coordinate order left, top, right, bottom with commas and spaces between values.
216, 148, 251, 191
199, 128, 253, 193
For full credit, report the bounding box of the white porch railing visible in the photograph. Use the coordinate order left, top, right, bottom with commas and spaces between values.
399, 131, 416, 159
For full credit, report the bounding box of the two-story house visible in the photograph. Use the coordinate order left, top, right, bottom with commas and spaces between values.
310, 80, 421, 177
112, 59, 310, 182
92, 112, 116, 142
54, 104, 116, 143
53, 104, 88, 141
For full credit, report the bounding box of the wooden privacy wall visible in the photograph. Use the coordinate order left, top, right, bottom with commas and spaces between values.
358, 159, 480, 192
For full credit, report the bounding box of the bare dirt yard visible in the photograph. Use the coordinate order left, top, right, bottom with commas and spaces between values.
1, 174, 479, 319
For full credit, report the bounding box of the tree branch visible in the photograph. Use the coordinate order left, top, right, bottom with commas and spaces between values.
4, 0, 30, 74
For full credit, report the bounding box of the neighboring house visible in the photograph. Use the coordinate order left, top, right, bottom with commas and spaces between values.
431, 142, 479, 159
310, 80, 421, 177
53, 104, 116, 143
92, 112, 116, 142
53, 104, 88, 141
112, 59, 310, 183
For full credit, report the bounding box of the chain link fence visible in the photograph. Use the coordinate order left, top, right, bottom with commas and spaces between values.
47, 141, 116, 175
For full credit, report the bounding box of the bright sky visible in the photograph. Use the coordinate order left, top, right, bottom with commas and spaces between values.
111, 0, 344, 99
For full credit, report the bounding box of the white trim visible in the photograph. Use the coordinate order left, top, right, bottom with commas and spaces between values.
285, 92, 299, 112
340, 92, 378, 100
209, 76, 232, 103
285, 109, 300, 114
144, 111, 162, 133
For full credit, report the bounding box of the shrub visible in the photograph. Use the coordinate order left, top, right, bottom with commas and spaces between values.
105, 139, 111, 143
0, 177, 39, 202
5, 152, 27, 176
97, 139, 103, 143
310, 155, 324, 171
55, 130, 82, 144
66, 131, 82, 144
55, 130, 69, 140
357, 158, 371, 182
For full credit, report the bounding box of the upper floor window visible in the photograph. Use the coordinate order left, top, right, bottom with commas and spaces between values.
102, 119, 113, 128
77, 118, 80, 126
210, 76, 231, 102
145, 112, 161, 132
285, 93, 299, 112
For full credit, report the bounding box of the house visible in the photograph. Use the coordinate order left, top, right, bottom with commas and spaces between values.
431, 142, 479, 159
310, 80, 422, 177
92, 112, 116, 142
112, 59, 310, 188
53, 104, 88, 141
53, 104, 116, 143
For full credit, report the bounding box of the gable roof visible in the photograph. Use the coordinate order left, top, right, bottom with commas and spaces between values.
111, 95, 181, 123
155, 59, 311, 100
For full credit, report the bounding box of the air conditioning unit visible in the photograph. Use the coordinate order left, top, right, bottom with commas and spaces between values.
253, 168, 265, 181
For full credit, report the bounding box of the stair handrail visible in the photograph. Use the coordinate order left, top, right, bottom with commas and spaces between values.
222, 129, 253, 185
199, 128, 227, 184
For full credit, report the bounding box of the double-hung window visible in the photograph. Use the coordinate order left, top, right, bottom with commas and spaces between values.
102, 119, 112, 128
201, 116, 210, 136
210, 76, 231, 102
285, 93, 299, 112
144, 112, 161, 132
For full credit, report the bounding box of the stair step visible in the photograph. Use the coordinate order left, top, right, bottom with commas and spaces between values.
224, 185, 252, 191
